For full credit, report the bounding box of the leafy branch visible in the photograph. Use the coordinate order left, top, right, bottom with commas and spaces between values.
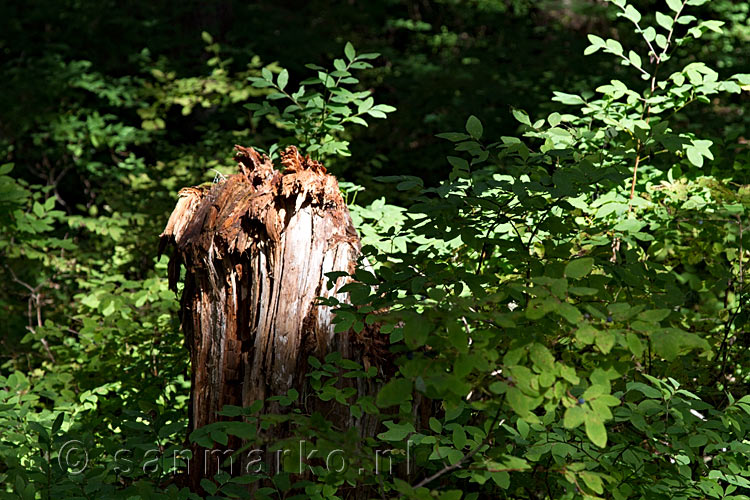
246, 42, 395, 160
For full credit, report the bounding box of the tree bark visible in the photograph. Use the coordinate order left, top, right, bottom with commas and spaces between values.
159, 146, 386, 492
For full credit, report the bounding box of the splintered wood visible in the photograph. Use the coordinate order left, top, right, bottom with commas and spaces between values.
160, 146, 383, 488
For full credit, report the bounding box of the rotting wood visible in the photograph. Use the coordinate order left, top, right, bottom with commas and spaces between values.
160, 145, 388, 492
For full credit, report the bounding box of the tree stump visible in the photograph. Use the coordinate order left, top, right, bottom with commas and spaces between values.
159, 146, 385, 491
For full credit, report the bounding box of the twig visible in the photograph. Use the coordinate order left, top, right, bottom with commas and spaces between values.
412, 408, 505, 489
660, 1, 688, 62
714, 217, 747, 384
739, 216, 744, 287
626, 3, 691, 215
627, 145, 642, 215
5, 265, 56, 363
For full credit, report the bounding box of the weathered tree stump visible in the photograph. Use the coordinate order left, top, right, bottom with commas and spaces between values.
159, 146, 385, 491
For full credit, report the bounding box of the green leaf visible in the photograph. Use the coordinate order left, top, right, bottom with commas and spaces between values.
516, 418, 529, 439
692, 139, 714, 159
356, 52, 380, 60
210, 429, 228, 446
277, 69, 289, 91
439, 491, 462, 500
557, 303, 583, 324
638, 309, 670, 322
436, 132, 470, 142
249, 78, 274, 88
656, 11, 674, 30
490, 471, 510, 488
29, 421, 49, 442
397, 179, 422, 191
627, 382, 662, 399
20, 482, 35, 500
560, 365, 580, 384
344, 42, 356, 61
552, 92, 585, 105
465, 115, 483, 140
582, 384, 608, 400
564, 406, 585, 429
453, 353, 474, 378
580, 471, 604, 494
565, 258, 594, 279
447, 156, 469, 171
200, 479, 218, 495
367, 108, 388, 119
686, 147, 702, 167
595, 330, 615, 354
429, 417, 442, 433
569, 287, 598, 296
32, 201, 45, 217
628, 50, 642, 68
506, 387, 530, 414
377, 378, 412, 407
452, 426, 467, 449
699, 20, 724, 34
512, 108, 531, 126
52, 413, 64, 434
688, 434, 708, 448
357, 97, 374, 114
585, 412, 607, 447
626, 332, 644, 357
666, 0, 683, 12
378, 420, 415, 441
597, 394, 622, 407
643, 26, 657, 42
348, 116, 368, 127
584, 44, 600, 56
223, 421, 256, 440
623, 5, 642, 24
576, 324, 597, 345
653, 330, 682, 360
587, 34, 605, 48
605, 39, 623, 56
530, 343, 555, 372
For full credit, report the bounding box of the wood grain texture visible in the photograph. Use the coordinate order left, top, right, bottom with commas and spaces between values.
160, 146, 386, 492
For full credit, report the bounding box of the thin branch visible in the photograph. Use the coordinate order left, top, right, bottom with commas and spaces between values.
617, 53, 651, 79
714, 217, 747, 384
5, 265, 56, 363
412, 408, 505, 489
627, 145, 642, 214
660, 1, 689, 61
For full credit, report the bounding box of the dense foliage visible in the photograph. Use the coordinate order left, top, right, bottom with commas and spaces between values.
2, 0, 750, 499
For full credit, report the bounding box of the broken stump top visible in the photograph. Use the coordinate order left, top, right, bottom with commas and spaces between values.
159, 145, 355, 261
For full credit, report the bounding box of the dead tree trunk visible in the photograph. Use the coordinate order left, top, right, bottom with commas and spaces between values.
160, 146, 385, 491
